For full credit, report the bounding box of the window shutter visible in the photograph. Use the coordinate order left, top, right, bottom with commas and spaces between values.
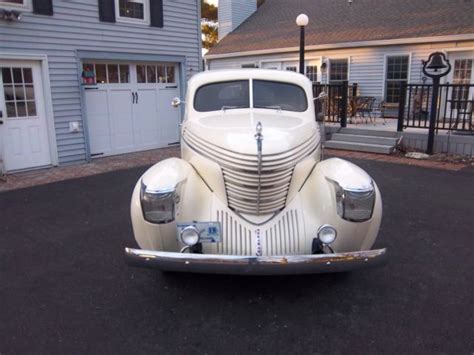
150, 0, 164, 28
98, 0, 116, 23
32, 0, 53, 15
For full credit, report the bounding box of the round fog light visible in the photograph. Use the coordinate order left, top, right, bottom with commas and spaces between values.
180, 226, 200, 246
318, 224, 337, 245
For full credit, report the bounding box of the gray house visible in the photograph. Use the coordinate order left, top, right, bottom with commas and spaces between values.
207, 0, 474, 108
0, 0, 201, 172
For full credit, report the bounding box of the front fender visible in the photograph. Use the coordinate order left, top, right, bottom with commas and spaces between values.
131, 158, 213, 251
298, 158, 382, 252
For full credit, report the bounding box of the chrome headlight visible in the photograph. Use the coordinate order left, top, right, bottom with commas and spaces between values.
333, 181, 375, 222
140, 181, 179, 224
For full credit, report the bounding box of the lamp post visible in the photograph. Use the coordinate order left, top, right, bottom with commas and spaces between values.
422, 52, 451, 155
296, 14, 309, 75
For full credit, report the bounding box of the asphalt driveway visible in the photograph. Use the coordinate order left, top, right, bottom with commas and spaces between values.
1, 159, 473, 354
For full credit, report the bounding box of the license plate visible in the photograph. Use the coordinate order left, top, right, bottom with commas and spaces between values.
176, 222, 221, 243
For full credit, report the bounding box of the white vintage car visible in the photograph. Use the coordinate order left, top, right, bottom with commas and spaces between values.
125, 69, 386, 275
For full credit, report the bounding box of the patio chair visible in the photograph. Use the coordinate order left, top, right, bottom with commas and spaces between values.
353, 97, 376, 124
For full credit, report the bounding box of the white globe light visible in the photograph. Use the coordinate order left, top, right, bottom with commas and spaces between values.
296, 14, 309, 27
318, 225, 337, 245
180, 226, 200, 246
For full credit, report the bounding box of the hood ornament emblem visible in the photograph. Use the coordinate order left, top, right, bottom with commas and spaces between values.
255, 122, 263, 215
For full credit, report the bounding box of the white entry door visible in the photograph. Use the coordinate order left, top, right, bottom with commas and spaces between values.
0, 61, 52, 171
84, 62, 180, 157
446, 51, 474, 118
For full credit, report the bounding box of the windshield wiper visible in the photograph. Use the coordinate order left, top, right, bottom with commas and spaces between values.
254, 105, 282, 111
221, 105, 244, 111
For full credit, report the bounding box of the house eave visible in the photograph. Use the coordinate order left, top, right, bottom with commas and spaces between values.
205, 34, 474, 60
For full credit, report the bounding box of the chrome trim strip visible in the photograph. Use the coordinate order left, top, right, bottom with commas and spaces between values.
255, 122, 263, 215
124, 247, 387, 275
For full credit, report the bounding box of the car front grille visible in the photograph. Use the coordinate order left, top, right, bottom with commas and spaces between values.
183, 128, 318, 215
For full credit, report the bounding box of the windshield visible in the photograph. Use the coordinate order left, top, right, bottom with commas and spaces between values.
194, 80, 250, 112
253, 80, 307, 112
194, 79, 308, 113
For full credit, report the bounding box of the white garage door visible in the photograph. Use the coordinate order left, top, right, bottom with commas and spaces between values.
83, 62, 181, 157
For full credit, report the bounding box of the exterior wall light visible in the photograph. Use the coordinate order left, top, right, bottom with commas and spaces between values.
1, 9, 22, 21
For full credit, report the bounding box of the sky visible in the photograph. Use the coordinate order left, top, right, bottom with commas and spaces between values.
206, 0, 218, 6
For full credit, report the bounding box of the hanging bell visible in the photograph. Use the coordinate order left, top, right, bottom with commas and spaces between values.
426, 53, 448, 72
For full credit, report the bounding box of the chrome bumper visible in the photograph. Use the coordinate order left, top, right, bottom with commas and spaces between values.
124, 247, 387, 275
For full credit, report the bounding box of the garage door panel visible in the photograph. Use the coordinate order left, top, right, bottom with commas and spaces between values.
110, 89, 134, 150
135, 88, 160, 147
86, 90, 112, 155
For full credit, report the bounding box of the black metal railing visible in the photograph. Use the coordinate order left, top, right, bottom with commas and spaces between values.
313, 82, 357, 126
398, 83, 474, 132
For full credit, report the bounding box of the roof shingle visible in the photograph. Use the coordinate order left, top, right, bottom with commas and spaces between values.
207, 0, 474, 56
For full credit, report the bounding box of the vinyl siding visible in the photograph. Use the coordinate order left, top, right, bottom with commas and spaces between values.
218, 0, 256, 41
0, 0, 200, 165
207, 40, 474, 98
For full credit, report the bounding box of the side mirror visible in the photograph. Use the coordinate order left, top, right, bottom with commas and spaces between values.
171, 97, 184, 108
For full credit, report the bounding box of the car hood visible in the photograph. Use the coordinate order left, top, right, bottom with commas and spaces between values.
182, 111, 319, 155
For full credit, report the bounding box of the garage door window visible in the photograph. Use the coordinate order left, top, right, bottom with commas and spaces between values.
137, 65, 175, 84
82, 63, 130, 84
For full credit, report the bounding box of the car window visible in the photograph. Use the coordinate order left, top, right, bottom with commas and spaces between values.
194, 80, 250, 112
253, 80, 308, 112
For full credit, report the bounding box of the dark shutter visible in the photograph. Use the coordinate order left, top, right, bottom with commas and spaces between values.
98, 0, 116, 23
150, 0, 163, 28
32, 0, 53, 16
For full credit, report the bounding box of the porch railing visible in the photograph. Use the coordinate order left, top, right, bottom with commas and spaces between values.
314, 82, 473, 134
313, 82, 357, 125
398, 83, 474, 132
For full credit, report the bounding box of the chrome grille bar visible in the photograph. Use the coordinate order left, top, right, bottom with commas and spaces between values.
183, 128, 318, 215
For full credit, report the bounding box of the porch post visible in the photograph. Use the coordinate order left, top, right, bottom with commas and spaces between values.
340, 80, 348, 128
397, 82, 407, 132
426, 78, 440, 154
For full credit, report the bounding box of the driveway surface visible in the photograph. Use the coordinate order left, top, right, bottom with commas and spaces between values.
1, 159, 473, 354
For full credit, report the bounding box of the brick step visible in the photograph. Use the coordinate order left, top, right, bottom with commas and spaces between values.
331, 133, 398, 146
324, 140, 395, 154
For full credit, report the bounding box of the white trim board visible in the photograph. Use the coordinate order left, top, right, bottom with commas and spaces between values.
206, 34, 474, 60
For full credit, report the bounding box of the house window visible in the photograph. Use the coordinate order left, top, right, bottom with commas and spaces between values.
305, 65, 318, 83
82, 63, 130, 84
385, 55, 409, 104
451, 59, 473, 110
329, 59, 348, 83
0, 0, 31, 10
285, 66, 297, 72
115, 0, 150, 24
241, 64, 257, 68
